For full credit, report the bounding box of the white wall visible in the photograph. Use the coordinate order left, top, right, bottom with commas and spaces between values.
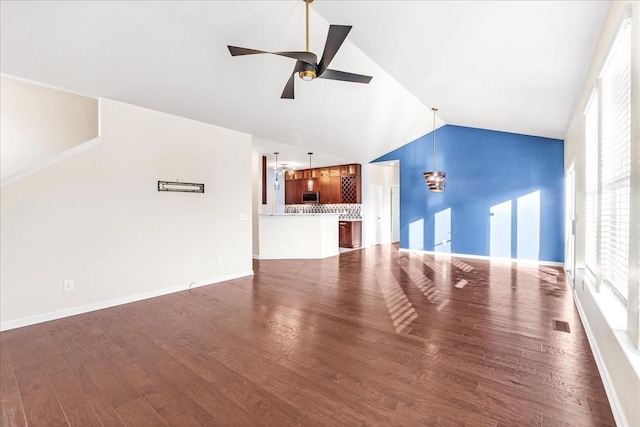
1, 96, 253, 329
1, 76, 98, 180
564, 2, 640, 425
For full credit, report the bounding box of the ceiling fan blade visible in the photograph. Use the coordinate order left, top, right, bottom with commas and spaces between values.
317, 69, 372, 84
274, 51, 318, 66
228, 46, 318, 67
317, 25, 352, 75
281, 61, 309, 99
281, 73, 296, 99
227, 46, 267, 56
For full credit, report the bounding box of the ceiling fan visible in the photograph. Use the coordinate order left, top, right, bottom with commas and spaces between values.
227, 0, 372, 99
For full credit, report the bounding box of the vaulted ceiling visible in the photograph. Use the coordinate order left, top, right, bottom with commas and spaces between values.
0, 1, 609, 169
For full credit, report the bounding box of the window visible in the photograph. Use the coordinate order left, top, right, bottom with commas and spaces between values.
584, 90, 598, 277
599, 13, 631, 303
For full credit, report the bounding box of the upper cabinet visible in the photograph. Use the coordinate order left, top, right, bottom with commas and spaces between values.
285, 163, 361, 204
341, 164, 360, 177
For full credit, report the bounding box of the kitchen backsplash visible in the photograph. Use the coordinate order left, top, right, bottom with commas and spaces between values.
285, 204, 362, 219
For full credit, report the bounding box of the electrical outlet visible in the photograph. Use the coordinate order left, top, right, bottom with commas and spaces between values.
206, 258, 212, 268
217, 257, 224, 265
63, 280, 74, 292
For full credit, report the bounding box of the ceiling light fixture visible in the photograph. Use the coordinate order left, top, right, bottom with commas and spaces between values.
273, 152, 281, 191
307, 152, 314, 191
423, 108, 446, 192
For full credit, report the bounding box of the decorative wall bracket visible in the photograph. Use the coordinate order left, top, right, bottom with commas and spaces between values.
157, 181, 204, 193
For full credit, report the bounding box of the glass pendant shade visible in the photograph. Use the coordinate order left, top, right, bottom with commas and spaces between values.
307, 152, 313, 191
273, 152, 280, 191
423, 171, 446, 192
423, 107, 446, 192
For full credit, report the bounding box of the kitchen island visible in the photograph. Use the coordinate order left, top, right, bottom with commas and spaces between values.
258, 213, 339, 259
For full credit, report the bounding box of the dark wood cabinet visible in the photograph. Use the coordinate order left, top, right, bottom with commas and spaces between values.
340, 164, 360, 176
285, 163, 361, 205
294, 179, 306, 203
339, 221, 362, 248
319, 176, 340, 204
285, 180, 295, 205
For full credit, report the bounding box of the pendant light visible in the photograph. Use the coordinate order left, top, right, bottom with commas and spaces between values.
423, 107, 446, 192
273, 152, 281, 191
307, 152, 314, 191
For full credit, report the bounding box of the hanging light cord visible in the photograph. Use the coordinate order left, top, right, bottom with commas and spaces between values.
432, 108, 438, 171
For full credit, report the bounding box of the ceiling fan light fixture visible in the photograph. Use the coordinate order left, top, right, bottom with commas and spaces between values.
298, 70, 316, 81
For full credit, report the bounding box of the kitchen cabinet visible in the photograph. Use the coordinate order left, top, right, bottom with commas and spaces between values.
285, 179, 306, 204
341, 164, 361, 177
320, 176, 340, 204
285, 163, 361, 205
285, 180, 295, 205
294, 179, 306, 202
339, 221, 362, 248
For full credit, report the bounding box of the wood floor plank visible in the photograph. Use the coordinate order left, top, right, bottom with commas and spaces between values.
114, 397, 167, 427
48, 369, 102, 427
0, 244, 616, 426
13, 362, 68, 426
0, 350, 27, 427
64, 357, 126, 426
118, 361, 212, 426
84, 358, 140, 409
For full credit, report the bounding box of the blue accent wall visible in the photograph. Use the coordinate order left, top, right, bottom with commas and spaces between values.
373, 125, 564, 262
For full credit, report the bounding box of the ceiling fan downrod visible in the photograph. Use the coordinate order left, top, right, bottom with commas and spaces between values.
300, 0, 316, 81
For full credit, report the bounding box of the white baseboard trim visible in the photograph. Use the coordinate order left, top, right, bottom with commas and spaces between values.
253, 253, 339, 260
573, 290, 628, 427
0, 270, 254, 332
398, 248, 563, 267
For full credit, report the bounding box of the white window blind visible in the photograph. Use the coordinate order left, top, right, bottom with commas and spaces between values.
584, 90, 598, 276
600, 14, 631, 303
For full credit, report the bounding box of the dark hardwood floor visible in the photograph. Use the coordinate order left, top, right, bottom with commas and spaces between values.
1, 244, 615, 426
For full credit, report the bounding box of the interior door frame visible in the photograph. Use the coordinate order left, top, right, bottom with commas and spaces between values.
390, 185, 400, 243
565, 161, 576, 286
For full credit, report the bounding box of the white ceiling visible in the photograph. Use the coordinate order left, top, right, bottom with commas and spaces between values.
0, 1, 609, 170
